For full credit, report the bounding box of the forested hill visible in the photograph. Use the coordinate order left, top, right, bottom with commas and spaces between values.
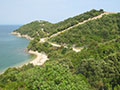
49, 13, 120, 47
0, 9, 120, 90
14, 9, 104, 38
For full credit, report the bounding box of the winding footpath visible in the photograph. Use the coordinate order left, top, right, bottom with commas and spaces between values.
40, 12, 116, 52
40, 12, 116, 43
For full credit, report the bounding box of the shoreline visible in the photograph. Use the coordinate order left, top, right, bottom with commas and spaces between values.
28, 50, 48, 66
0, 50, 48, 74
0, 50, 48, 75
0, 32, 48, 74
11, 31, 49, 66
16, 50, 49, 68
0, 54, 36, 74
11, 32, 34, 40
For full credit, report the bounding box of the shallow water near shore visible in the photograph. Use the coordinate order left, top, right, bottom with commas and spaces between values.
0, 25, 33, 73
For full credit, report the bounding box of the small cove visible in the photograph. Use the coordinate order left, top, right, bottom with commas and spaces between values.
0, 25, 33, 73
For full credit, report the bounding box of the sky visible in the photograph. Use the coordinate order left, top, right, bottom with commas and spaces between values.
0, 0, 120, 25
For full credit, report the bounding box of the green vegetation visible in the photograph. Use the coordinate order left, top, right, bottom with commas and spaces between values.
71, 38, 120, 90
49, 13, 120, 47
27, 34, 120, 90
15, 9, 104, 38
0, 9, 120, 90
14, 21, 52, 38
0, 52, 91, 90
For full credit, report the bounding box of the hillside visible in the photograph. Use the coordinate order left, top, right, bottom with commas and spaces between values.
27, 12, 120, 89
0, 9, 120, 90
14, 20, 52, 38
49, 13, 120, 47
14, 9, 104, 38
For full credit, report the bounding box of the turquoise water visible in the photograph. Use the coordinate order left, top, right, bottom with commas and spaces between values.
0, 25, 32, 73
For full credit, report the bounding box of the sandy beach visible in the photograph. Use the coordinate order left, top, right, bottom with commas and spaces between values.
0, 50, 48, 74
28, 50, 48, 66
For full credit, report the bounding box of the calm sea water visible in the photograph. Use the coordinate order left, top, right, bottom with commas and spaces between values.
0, 25, 32, 73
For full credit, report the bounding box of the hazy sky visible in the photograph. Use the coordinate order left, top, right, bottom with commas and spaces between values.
0, 0, 120, 25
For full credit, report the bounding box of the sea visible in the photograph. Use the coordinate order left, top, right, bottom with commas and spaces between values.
0, 25, 33, 73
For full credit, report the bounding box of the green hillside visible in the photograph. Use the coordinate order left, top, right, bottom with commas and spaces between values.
14, 20, 52, 38
0, 9, 120, 90
49, 13, 120, 47
15, 9, 104, 38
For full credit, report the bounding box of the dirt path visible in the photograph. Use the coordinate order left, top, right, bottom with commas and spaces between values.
40, 12, 115, 43
49, 12, 115, 39
39, 12, 116, 52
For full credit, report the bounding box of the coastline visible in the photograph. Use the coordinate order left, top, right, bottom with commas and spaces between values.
0, 54, 35, 74
11, 31, 34, 40
16, 50, 49, 68
0, 53, 36, 75
0, 32, 49, 74
28, 50, 48, 66
11, 31, 49, 66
